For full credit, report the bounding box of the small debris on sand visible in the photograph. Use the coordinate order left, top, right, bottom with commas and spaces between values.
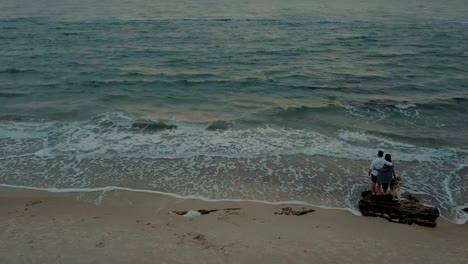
170, 208, 241, 216
193, 234, 205, 241
274, 207, 315, 216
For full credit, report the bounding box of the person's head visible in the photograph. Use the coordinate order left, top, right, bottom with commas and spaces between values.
378, 150, 384, 157
385, 153, 392, 162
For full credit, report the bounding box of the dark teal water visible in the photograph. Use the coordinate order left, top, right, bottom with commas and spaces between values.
0, 0, 467, 223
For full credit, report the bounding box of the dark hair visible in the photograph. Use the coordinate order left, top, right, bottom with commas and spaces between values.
378, 150, 384, 157
385, 154, 392, 162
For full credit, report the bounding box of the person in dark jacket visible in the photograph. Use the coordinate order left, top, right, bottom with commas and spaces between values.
376, 154, 397, 195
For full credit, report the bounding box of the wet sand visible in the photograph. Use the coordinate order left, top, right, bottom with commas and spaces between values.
0, 187, 467, 264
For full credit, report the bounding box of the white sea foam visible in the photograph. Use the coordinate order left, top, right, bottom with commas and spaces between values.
0, 113, 466, 224
0, 115, 462, 163
337, 130, 369, 142
0, 153, 465, 223
342, 102, 420, 122
394, 103, 417, 110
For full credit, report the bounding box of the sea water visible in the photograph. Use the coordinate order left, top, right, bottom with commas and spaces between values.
0, 0, 467, 223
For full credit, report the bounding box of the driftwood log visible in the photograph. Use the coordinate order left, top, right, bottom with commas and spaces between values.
171, 208, 241, 215
274, 207, 315, 216
359, 191, 439, 227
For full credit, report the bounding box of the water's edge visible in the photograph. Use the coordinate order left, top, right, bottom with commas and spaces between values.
1, 183, 465, 225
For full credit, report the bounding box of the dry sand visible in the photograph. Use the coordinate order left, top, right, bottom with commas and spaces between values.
1, 187, 467, 264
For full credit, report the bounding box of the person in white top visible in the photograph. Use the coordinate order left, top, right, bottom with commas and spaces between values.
368, 150, 393, 195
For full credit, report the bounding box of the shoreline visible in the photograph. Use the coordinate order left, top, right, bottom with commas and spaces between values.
1, 184, 466, 225
1, 186, 467, 263
0, 183, 360, 212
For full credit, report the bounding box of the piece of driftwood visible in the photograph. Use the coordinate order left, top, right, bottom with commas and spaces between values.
26, 201, 42, 206
171, 208, 241, 216
359, 191, 439, 227
274, 207, 315, 216
193, 234, 205, 241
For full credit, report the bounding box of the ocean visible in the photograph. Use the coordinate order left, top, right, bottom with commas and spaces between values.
0, 0, 467, 223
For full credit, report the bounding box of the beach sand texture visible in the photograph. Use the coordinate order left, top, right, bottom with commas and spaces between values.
1, 187, 467, 264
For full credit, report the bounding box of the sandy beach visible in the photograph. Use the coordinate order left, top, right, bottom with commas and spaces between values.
1, 187, 467, 264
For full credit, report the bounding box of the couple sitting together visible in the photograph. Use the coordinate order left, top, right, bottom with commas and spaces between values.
369, 150, 398, 196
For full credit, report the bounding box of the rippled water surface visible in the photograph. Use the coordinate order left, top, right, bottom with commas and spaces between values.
0, 0, 467, 223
